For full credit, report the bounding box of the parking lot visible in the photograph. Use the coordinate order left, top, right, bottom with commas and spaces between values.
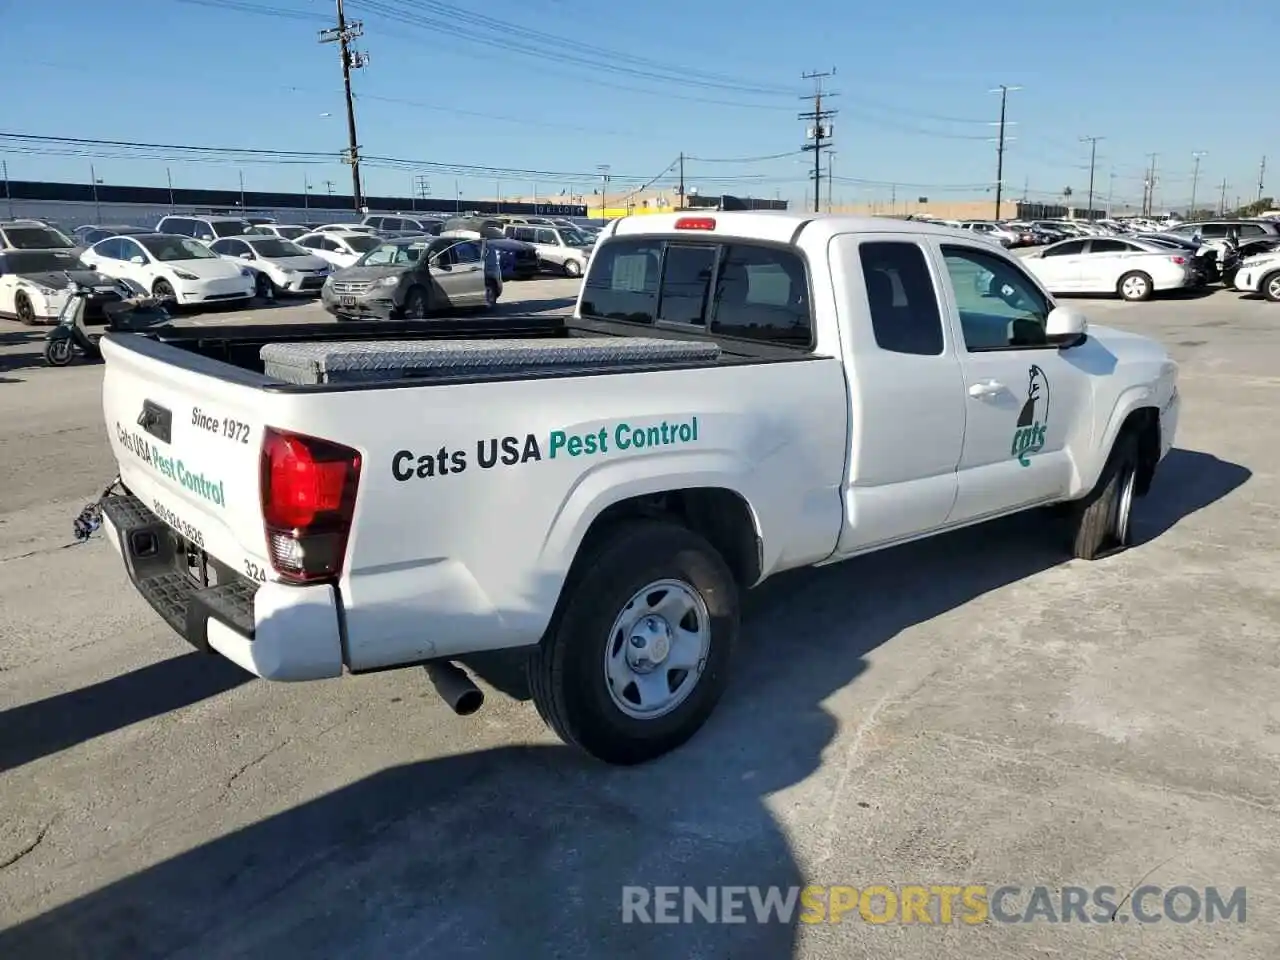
0, 278, 1277, 958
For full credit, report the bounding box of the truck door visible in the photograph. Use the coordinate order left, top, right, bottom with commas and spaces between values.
830, 235, 967, 555
933, 241, 1089, 523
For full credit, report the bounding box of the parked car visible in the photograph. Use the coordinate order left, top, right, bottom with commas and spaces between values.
73, 224, 152, 246
1022, 236, 1193, 301
439, 220, 540, 279
0, 219, 77, 251
79, 233, 255, 306
252, 224, 310, 241
1232, 250, 1280, 301
314, 223, 377, 234
1131, 234, 1218, 284
958, 221, 1019, 247
0, 248, 125, 324
293, 230, 383, 269
320, 236, 499, 319
91, 211, 1179, 764
247, 217, 277, 226
1167, 220, 1280, 241
502, 223, 593, 277
208, 235, 332, 298
361, 213, 445, 235
155, 215, 259, 244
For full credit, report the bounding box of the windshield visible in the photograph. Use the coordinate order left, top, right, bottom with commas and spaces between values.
5, 250, 83, 273
138, 236, 219, 261
248, 238, 309, 258
359, 242, 428, 266
345, 234, 381, 253
2, 226, 74, 249
211, 220, 253, 237
561, 230, 592, 247
274, 226, 305, 240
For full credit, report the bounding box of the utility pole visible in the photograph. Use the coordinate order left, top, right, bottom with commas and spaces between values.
1080, 136, 1103, 221
320, 0, 368, 212
827, 151, 836, 212
304, 173, 311, 211
800, 69, 837, 215
990, 85, 1020, 219
324, 180, 335, 196
1218, 178, 1229, 215
239, 170, 246, 211
1107, 168, 1115, 217
1259, 155, 1268, 204
1142, 153, 1158, 216
2, 159, 12, 219
90, 163, 101, 222
413, 174, 430, 212
677, 152, 685, 211
1189, 151, 1207, 217
597, 163, 611, 220
166, 167, 175, 213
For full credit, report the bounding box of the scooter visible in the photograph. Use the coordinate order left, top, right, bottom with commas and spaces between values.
44, 281, 169, 367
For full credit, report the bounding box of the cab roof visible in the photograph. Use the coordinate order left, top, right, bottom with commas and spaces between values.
608, 210, 976, 245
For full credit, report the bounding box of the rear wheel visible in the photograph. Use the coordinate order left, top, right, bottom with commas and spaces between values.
1117, 271, 1152, 302
44, 337, 74, 366
563, 259, 582, 279
528, 520, 738, 765
14, 292, 36, 325
1262, 271, 1280, 303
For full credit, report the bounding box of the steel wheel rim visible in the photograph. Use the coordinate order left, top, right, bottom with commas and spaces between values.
604, 578, 711, 720
1112, 462, 1137, 545
1122, 276, 1147, 299
1268, 276, 1280, 300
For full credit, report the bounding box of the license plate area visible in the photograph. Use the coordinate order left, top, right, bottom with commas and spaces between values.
339, 295, 356, 307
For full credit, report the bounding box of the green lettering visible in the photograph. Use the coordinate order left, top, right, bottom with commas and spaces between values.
567, 434, 583, 456
548, 430, 567, 458
615, 423, 632, 450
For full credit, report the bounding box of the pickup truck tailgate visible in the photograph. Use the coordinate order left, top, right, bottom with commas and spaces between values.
101, 336, 269, 578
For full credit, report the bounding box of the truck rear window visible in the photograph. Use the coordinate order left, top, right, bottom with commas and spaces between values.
582, 237, 812, 347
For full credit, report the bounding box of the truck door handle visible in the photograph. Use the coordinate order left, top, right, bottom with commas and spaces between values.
967, 380, 1005, 399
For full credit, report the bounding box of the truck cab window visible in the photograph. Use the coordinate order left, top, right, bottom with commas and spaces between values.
709, 245, 811, 346
858, 241, 944, 356
657, 244, 715, 325
941, 245, 1051, 352
580, 238, 660, 323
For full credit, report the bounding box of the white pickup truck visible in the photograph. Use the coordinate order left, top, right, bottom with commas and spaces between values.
89, 212, 1179, 765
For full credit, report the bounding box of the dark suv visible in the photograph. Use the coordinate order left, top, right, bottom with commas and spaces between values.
1169, 220, 1280, 241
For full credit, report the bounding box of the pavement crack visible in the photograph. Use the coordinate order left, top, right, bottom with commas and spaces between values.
224, 741, 292, 794
1, 822, 51, 870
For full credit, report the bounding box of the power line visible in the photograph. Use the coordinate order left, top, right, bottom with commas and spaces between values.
684, 150, 803, 164
800, 70, 837, 214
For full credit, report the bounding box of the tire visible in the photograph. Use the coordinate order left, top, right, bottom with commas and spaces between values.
44, 338, 74, 366
14, 292, 36, 325
563, 259, 582, 279
484, 280, 499, 309
152, 279, 176, 303
1117, 271, 1152, 302
254, 272, 277, 300
402, 286, 428, 319
1262, 271, 1280, 303
528, 520, 739, 765
1069, 433, 1139, 560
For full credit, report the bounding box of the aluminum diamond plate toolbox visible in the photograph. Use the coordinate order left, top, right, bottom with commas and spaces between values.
260, 337, 721, 385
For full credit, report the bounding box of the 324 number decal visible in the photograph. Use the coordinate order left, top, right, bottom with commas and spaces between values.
243, 560, 269, 583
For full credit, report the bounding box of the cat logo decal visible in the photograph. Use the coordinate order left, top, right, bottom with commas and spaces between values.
1011, 364, 1049, 467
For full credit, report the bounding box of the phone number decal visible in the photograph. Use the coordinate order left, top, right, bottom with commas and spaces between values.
152, 499, 205, 547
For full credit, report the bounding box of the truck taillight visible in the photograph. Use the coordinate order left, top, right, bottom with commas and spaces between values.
260, 427, 361, 583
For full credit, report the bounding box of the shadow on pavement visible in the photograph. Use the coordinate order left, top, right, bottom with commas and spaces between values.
0, 447, 1248, 958
0, 652, 252, 774
1134, 447, 1251, 542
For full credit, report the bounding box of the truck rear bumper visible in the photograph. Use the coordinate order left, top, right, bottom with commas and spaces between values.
102, 492, 345, 681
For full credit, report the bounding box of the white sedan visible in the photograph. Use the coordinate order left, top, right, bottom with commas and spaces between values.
208, 235, 332, 297
1022, 236, 1193, 301
0, 248, 124, 324
293, 230, 383, 269
80, 233, 255, 306
1233, 253, 1280, 302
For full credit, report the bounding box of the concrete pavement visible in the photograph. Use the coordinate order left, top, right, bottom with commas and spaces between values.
0, 280, 1277, 959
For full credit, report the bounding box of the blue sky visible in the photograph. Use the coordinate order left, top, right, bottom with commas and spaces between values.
3, 0, 1277, 210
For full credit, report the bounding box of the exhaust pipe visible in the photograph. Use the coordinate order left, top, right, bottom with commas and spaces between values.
424, 661, 484, 716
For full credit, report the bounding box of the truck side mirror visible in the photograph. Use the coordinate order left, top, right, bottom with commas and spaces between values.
1045, 306, 1088, 347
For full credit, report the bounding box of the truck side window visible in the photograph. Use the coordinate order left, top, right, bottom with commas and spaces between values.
657, 244, 715, 325
708, 244, 811, 347
858, 242, 943, 356
941, 245, 1051, 352
580, 238, 660, 323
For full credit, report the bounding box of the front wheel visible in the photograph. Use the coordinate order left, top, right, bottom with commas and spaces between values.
1069, 433, 1139, 560
255, 272, 277, 300
528, 520, 739, 765
402, 286, 428, 319
1262, 271, 1280, 303
44, 337, 74, 367
14, 292, 36, 325
152, 279, 176, 303
1117, 271, 1153, 302
563, 259, 582, 279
